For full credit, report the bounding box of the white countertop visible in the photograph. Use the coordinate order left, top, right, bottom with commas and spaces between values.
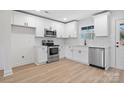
66, 45, 110, 48
88, 45, 110, 48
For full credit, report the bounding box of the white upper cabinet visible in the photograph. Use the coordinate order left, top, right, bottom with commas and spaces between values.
11, 11, 78, 38
94, 12, 110, 36
43, 19, 65, 38
35, 17, 44, 37
43, 19, 54, 30
54, 22, 65, 38
12, 11, 36, 27
26, 14, 36, 27
65, 21, 78, 38
11, 11, 14, 24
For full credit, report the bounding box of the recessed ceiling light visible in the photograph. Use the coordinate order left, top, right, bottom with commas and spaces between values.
63, 18, 67, 20
35, 10, 41, 12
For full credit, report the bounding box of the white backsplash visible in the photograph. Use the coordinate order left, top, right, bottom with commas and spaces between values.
35, 37, 65, 46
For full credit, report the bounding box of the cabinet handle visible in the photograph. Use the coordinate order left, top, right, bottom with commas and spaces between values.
78, 50, 82, 53
24, 22, 26, 26
24, 22, 28, 26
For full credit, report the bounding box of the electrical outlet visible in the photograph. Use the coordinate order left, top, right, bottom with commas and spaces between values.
22, 56, 24, 59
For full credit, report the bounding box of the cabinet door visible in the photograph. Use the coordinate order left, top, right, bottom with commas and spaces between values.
73, 47, 88, 64
36, 47, 47, 64
43, 19, 53, 30
11, 11, 14, 24
26, 15, 36, 27
13, 11, 36, 27
65, 21, 78, 38
73, 48, 80, 61
65, 47, 73, 59
13, 11, 28, 26
35, 17, 44, 37
41, 47, 47, 62
94, 12, 109, 36
64, 23, 70, 38
59, 46, 65, 58
55, 22, 65, 38
70, 21, 77, 38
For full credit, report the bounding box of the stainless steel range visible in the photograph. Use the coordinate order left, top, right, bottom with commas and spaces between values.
42, 40, 59, 63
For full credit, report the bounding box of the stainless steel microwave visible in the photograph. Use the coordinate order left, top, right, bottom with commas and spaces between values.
44, 29, 56, 38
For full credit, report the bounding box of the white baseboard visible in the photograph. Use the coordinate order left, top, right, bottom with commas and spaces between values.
35, 61, 47, 65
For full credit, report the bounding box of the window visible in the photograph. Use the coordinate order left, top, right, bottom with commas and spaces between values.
120, 24, 124, 45
80, 25, 95, 40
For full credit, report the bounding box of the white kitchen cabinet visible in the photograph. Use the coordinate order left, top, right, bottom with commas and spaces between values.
65, 21, 78, 38
12, 11, 77, 38
35, 46, 47, 65
43, 19, 66, 38
43, 19, 54, 30
65, 46, 88, 65
94, 12, 110, 36
12, 11, 36, 27
59, 46, 65, 59
11, 11, 14, 24
35, 17, 44, 37
54, 22, 65, 38
65, 46, 73, 59
72, 47, 88, 64
26, 14, 36, 27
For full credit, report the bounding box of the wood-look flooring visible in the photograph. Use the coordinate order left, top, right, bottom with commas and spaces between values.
0, 59, 124, 83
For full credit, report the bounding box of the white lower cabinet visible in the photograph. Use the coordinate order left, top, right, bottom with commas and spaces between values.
35, 46, 47, 65
65, 46, 73, 60
65, 46, 88, 65
59, 46, 65, 59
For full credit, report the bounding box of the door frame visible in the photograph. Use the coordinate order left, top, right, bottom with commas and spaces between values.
115, 19, 124, 69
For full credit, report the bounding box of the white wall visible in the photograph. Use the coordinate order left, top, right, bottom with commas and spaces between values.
11, 26, 36, 67
0, 11, 12, 76
11, 26, 65, 67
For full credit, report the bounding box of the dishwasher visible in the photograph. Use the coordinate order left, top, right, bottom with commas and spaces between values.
89, 47, 105, 69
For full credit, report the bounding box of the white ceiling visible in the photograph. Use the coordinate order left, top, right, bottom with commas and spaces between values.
23, 10, 103, 22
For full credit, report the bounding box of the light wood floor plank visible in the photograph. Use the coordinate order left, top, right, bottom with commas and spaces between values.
0, 59, 124, 83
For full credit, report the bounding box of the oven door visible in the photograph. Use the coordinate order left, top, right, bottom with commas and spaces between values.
48, 47, 59, 56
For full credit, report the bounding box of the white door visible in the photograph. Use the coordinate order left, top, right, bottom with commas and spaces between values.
116, 20, 124, 69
